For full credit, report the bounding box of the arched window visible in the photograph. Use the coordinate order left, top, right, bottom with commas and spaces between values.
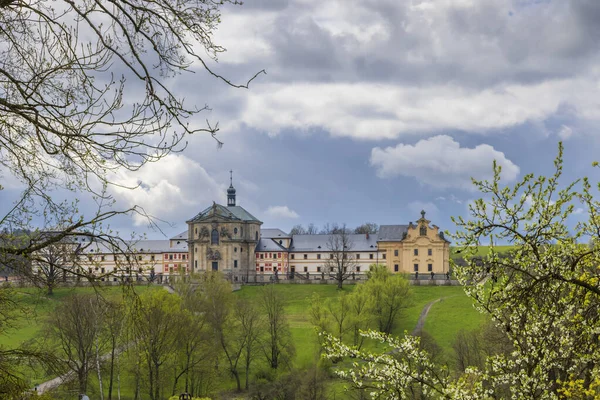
234, 227, 238, 235
211, 229, 219, 245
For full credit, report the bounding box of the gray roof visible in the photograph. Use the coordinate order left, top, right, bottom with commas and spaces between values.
187, 203, 261, 223
378, 225, 409, 241
82, 239, 187, 254
290, 234, 379, 252
169, 231, 187, 241
255, 238, 288, 252
261, 228, 290, 238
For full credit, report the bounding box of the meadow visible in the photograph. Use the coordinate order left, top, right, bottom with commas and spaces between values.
1, 281, 486, 398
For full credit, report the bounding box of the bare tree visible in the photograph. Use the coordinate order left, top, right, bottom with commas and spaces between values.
320, 223, 351, 235
325, 227, 358, 289
0, 0, 263, 278
289, 225, 307, 235
261, 285, 294, 370
354, 222, 379, 235
306, 223, 319, 235
29, 237, 79, 295
48, 294, 105, 395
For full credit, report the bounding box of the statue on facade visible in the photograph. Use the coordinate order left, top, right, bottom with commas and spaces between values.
206, 248, 221, 260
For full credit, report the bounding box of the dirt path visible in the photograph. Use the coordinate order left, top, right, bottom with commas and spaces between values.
412, 298, 443, 336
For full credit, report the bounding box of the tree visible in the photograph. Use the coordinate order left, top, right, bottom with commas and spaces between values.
365, 266, 411, 335
134, 290, 183, 400
29, 238, 78, 295
0, 0, 263, 276
306, 223, 319, 235
354, 223, 379, 235
289, 225, 307, 235
322, 143, 600, 398
320, 223, 351, 235
325, 226, 358, 289
47, 294, 105, 395
261, 284, 294, 370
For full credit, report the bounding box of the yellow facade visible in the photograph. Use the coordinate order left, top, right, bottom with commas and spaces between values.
379, 213, 450, 275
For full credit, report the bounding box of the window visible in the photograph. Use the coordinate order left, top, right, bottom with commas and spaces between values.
182, 254, 186, 260
394, 264, 399, 272
291, 266, 295, 273
356, 254, 360, 259
414, 263, 419, 272
317, 266, 321, 272
169, 254, 173, 260
317, 254, 321, 260
369, 254, 374, 260
139, 255, 143, 261
234, 227, 238, 235
151, 255, 155, 261
240, 247, 243, 252
394, 249, 399, 257
255, 231, 258, 240
101, 256, 105, 262
414, 249, 418, 256
195, 260, 197, 269
291, 254, 295, 259
304, 254, 307, 260
113, 255, 117, 261
88, 256, 93, 262
428, 263, 433, 272
279, 240, 282, 245
382, 254, 386, 260
260, 266, 264, 272
304, 266, 308, 272
234, 260, 238, 268
211, 229, 219, 245
420, 224, 427, 236
428, 248, 432, 256
260, 254, 264, 259
278, 252, 281, 258
330, 254, 334, 259
356, 266, 361, 272
273, 253, 278, 260
234, 247, 237, 253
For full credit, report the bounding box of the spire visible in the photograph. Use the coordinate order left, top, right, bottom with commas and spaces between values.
227, 170, 236, 207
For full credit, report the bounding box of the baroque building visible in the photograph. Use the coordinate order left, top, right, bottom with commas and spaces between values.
186, 174, 261, 282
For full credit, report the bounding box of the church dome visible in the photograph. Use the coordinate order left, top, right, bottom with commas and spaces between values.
227, 185, 236, 195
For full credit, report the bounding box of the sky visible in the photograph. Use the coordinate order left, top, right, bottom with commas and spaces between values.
4, 0, 600, 240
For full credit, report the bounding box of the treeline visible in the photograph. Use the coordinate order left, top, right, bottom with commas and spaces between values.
37, 274, 301, 399
289, 222, 378, 235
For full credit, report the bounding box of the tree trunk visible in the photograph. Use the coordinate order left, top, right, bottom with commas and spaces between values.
108, 339, 115, 400
96, 339, 104, 400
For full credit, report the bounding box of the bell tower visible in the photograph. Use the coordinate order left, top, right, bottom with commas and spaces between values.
227, 170, 236, 207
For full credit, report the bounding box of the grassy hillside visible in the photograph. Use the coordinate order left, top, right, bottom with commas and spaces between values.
451, 245, 515, 259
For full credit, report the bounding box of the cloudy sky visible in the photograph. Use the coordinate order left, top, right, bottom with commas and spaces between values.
5, 0, 600, 240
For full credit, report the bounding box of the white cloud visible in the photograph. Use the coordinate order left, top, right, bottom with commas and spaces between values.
110, 155, 224, 226
370, 135, 520, 190
234, 79, 600, 141
264, 205, 300, 219
558, 124, 574, 140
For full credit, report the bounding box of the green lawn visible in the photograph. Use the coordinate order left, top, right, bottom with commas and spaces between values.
1, 282, 486, 398
451, 245, 515, 259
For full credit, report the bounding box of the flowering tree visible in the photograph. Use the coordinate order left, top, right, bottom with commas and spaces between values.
322, 143, 600, 399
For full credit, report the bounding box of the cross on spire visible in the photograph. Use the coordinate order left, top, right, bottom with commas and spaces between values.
230, 170, 233, 186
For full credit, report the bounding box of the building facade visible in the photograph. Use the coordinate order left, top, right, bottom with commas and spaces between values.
34, 177, 450, 282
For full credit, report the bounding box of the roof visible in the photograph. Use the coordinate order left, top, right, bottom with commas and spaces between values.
255, 238, 289, 252
82, 239, 187, 254
378, 225, 409, 241
261, 228, 290, 238
187, 203, 261, 223
169, 231, 187, 241
289, 234, 379, 252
